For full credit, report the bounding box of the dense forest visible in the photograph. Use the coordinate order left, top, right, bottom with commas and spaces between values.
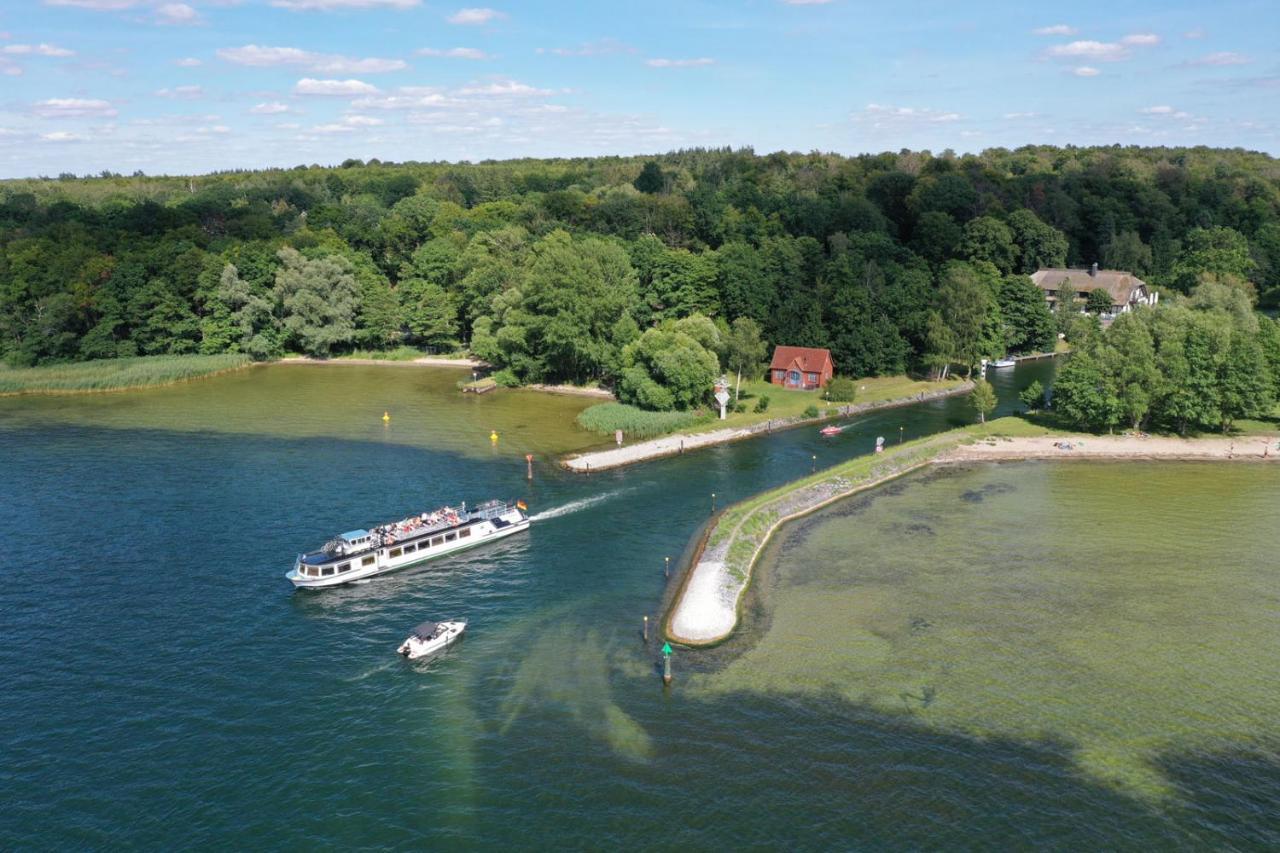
3, 145, 1280, 412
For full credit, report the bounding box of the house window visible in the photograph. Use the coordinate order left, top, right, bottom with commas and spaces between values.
361, 556, 375, 566
807, 373, 818, 383
389, 547, 403, 558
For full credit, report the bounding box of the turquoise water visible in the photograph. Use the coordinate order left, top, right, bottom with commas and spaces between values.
9, 360, 1275, 848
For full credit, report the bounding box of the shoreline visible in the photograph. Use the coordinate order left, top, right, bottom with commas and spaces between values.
278, 355, 482, 368
562, 381, 973, 473
665, 425, 1279, 647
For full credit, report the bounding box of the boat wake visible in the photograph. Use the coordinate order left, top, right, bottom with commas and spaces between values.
530, 489, 632, 522
344, 659, 398, 682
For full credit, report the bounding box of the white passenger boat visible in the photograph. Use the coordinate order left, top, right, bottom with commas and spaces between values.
286, 499, 529, 589
397, 620, 466, 659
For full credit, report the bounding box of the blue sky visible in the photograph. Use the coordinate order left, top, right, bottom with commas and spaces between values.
1, 0, 1276, 177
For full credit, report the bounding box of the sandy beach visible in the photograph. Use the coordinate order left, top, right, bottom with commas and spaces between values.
943, 433, 1280, 463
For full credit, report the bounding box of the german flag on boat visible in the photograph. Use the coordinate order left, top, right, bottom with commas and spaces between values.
516, 500, 528, 511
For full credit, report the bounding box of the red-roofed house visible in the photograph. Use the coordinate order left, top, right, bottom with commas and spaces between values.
769, 346, 834, 390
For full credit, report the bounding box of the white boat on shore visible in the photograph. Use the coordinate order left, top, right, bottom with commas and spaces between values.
286, 499, 529, 589
398, 620, 466, 659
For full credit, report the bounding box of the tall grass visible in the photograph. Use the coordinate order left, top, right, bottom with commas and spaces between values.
331, 346, 467, 361
576, 402, 710, 439
0, 354, 252, 394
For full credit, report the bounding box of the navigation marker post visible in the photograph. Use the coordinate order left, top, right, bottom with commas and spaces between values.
643, 615, 649, 642
526, 453, 534, 479
714, 375, 731, 420
665, 556, 670, 578
662, 642, 673, 685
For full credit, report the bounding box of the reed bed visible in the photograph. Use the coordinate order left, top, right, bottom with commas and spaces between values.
575, 402, 711, 439
0, 354, 252, 394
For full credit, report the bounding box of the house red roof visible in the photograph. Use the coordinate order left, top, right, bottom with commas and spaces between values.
769, 346, 832, 373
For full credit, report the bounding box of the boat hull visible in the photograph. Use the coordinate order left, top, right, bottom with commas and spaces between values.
398, 621, 466, 659
287, 513, 529, 589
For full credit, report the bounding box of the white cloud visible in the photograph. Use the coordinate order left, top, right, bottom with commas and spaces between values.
310, 122, 355, 133
448, 7, 504, 25
780, 0, 834, 4
1003, 111, 1038, 119
342, 114, 383, 126
1045, 40, 1130, 62
1032, 24, 1077, 36
1072, 66, 1100, 77
1186, 51, 1250, 66
32, 97, 117, 117
175, 57, 203, 67
1140, 105, 1174, 114
646, 57, 714, 68
1121, 33, 1160, 46
250, 101, 294, 114
541, 39, 635, 57
156, 3, 201, 25
41, 130, 84, 142
270, 0, 419, 8
43, 0, 138, 8
217, 45, 406, 74
854, 103, 961, 127
457, 78, 553, 96
155, 84, 204, 98
417, 47, 490, 60
1184, 28, 1205, 40
293, 77, 380, 96
2, 43, 76, 57
198, 125, 231, 134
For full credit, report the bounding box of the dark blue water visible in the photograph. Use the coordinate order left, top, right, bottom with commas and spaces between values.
6, 361, 1273, 849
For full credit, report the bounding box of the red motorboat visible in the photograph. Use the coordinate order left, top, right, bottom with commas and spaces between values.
819, 425, 844, 436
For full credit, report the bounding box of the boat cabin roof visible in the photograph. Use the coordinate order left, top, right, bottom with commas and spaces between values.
340, 529, 370, 542
411, 621, 439, 639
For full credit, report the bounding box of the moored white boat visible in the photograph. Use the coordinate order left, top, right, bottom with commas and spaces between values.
286, 499, 529, 589
397, 620, 466, 659
990, 358, 1017, 368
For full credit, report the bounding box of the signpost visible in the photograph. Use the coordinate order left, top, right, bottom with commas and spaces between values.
714, 375, 731, 420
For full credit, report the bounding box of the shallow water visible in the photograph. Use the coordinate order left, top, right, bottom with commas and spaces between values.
9, 360, 1278, 848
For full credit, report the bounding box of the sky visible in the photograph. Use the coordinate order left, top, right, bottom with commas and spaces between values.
0, 0, 1276, 178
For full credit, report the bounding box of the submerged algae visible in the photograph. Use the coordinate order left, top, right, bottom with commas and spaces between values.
693, 461, 1280, 800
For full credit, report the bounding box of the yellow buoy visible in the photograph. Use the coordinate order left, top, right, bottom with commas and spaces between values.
490, 430, 499, 444
382, 411, 391, 423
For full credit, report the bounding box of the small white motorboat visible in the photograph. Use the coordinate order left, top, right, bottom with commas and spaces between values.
397, 620, 466, 659
990, 358, 1017, 368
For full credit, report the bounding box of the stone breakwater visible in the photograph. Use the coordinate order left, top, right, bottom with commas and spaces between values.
562, 381, 973, 474
665, 428, 1280, 646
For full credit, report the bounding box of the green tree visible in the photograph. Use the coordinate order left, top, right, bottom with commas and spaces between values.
1218, 329, 1275, 432
723, 316, 767, 402
1103, 230, 1153, 277
1097, 312, 1158, 430
1171, 226, 1256, 292
1018, 379, 1045, 412
1051, 350, 1121, 432
969, 378, 997, 423
215, 263, 278, 359
998, 275, 1056, 353
273, 247, 359, 357
1007, 209, 1068, 273
400, 277, 458, 348
633, 161, 665, 194
937, 262, 1000, 376
617, 319, 719, 410
910, 211, 962, 265
961, 216, 1017, 274
1085, 288, 1113, 315
825, 376, 857, 403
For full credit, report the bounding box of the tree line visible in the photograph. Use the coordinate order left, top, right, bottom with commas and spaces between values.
3, 145, 1279, 411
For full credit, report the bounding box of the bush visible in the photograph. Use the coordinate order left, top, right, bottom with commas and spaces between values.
825, 377, 857, 402
575, 402, 709, 438
753, 395, 770, 413
734, 401, 747, 413
490, 368, 520, 387
1018, 379, 1045, 411
803, 404, 820, 418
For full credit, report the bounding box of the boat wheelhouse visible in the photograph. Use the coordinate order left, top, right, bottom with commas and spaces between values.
286, 499, 529, 589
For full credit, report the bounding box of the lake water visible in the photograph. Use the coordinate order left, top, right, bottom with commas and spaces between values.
7, 359, 1275, 848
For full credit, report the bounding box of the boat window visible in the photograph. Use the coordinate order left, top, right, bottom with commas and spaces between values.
304, 566, 317, 577
361, 556, 375, 566
337, 562, 351, 573
459, 527, 471, 539
321, 567, 334, 577
445, 532, 457, 542
389, 547, 403, 558
431, 536, 443, 547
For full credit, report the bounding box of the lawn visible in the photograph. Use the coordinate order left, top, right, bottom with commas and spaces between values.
681, 375, 969, 435
0, 354, 253, 395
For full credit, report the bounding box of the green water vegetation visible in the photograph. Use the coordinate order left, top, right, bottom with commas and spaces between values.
1048, 279, 1280, 434
0, 353, 251, 394
5, 147, 1279, 406
575, 402, 708, 438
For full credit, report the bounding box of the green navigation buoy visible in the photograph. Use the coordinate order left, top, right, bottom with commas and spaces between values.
662, 642, 672, 656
